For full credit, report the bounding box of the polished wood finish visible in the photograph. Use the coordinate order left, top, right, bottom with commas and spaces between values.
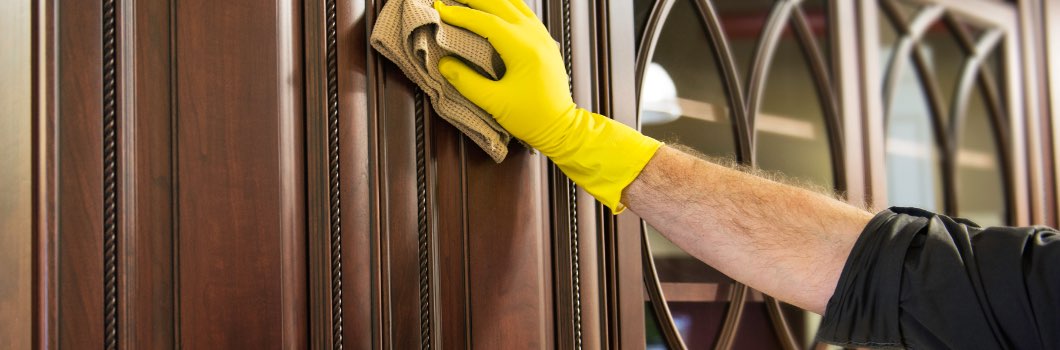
600, 0, 647, 347
24, 0, 1057, 349
119, 0, 176, 347
174, 0, 307, 347
56, 0, 105, 347
1, 1, 34, 348
336, 0, 373, 348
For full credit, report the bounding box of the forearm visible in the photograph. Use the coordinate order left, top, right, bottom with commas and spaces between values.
623, 145, 874, 314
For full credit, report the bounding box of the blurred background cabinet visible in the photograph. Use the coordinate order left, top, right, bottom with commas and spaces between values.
8, 0, 1058, 349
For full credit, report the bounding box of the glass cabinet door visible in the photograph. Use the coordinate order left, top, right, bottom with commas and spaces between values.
877, 0, 1012, 226
634, 0, 844, 348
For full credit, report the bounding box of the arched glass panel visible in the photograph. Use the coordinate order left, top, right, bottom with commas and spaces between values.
716, 0, 774, 83
956, 85, 1007, 226
641, 0, 736, 158
755, 25, 834, 191
886, 57, 945, 212
918, 24, 964, 118
878, 9, 900, 81
639, 0, 738, 347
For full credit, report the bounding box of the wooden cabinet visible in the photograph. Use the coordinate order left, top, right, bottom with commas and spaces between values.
17, 0, 1057, 349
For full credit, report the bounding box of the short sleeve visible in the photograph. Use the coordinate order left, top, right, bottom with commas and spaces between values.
816, 207, 1060, 349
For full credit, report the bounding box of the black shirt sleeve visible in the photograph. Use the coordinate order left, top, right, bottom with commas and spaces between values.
815, 207, 1060, 349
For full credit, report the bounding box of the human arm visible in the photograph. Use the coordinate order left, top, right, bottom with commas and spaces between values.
623, 146, 872, 314
434, 1, 1060, 346
432, 0, 868, 314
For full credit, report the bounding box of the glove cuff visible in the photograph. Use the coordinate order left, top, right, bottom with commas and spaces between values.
548, 108, 663, 213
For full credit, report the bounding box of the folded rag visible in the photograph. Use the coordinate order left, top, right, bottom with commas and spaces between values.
370, 0, 511, 162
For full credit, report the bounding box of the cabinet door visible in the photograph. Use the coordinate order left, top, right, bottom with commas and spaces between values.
37, 0, 309, 348
870, 0, 1031, 226
321, 0, 556, 348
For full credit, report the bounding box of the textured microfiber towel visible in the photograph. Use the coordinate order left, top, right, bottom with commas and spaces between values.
370, 0, 512, 162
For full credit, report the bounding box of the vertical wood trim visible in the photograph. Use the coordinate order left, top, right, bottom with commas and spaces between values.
118, 0, 177, 347
601, 0, 646, 347
1047, 0, 1060, 225
1018, 0, 1049, 225
545, 0, 582, 347
1002, 23, 1031, 226
859, 0, 889, 210
278, 2, 308, 348
414, 92, 435, 350
335, 0, 372, 347
31, 0, 59, 347
365, 0, 389, 348
306, 0, 345, 346
836, 0, 868, 207
102, 0, 121, 347
325, 0, 346, 343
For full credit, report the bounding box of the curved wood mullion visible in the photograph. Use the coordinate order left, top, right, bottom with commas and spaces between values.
764, 296, 800, 350
692, 0, 753, 163
711, 283, 748, 350
634, 0, 677, 100
881, 38, 917, 125
791, 6, 847, 193
912, 44, 952, 150
641, 226, 689, 350
948, 29, 1013, 222
949, 30, 1003, 150
745, 0, 798, 162
913, 46, 960, 216
880, 5, 945, 125
970, 34, 1014, 224
941, 14, 975, 55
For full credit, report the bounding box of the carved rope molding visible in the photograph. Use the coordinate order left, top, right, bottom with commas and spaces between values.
325, 0, 345, 347
414, 90, 433, 350
560, 0, 583, 347
102, 0, 120, 348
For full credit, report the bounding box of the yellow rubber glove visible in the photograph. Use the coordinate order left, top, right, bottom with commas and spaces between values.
434, 0, 662, 213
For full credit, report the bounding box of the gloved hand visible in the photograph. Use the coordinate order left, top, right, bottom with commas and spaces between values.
434, 0, 662, 213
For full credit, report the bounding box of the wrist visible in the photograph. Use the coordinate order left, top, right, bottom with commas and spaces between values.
548, 109, 662, 213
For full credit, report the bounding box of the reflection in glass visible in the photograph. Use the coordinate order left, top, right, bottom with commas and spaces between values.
956, 86, 1006, 226
755, 24, 834, 190
801, 0, 831, 69
878, 9, 899, 81
645, 303, 670, 350
715, 0, 774, 83
918, 24, 964, 119
641, 0, 736, 158
886, 58, 945, 212
634, 0, 654, 49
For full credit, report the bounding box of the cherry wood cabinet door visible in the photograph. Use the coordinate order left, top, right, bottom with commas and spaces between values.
32, 0, 577, 348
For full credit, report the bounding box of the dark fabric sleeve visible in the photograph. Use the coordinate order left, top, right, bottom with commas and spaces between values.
815, 207, 1060, 349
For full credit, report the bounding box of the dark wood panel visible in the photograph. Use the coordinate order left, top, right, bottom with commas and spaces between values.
56, 0, 105, 346
377, 67, 424, 350
465, 145, 552, 349
120, 0, 175, 347
433, 120, 470, 349
337, 0, 373, 347
175, 0, 306, 347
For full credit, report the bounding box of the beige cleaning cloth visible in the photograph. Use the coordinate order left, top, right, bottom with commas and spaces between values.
371, 0, 511, 162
